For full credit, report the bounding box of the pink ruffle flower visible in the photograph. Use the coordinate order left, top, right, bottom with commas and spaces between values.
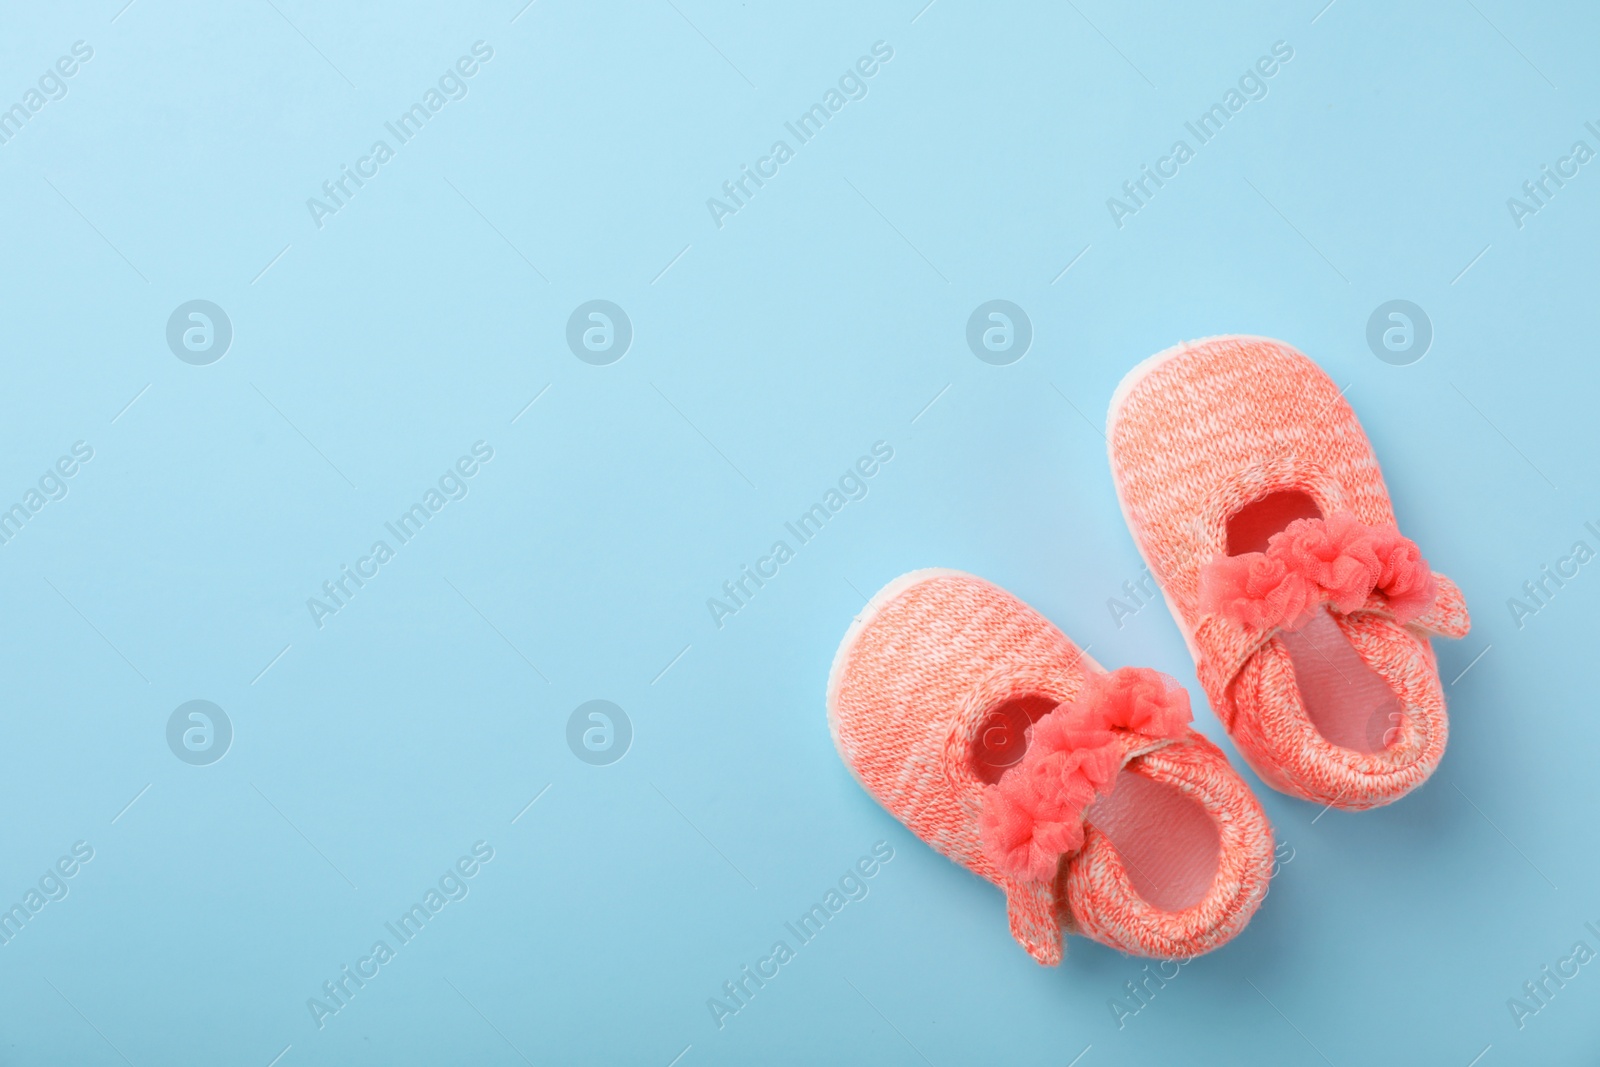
978, 762, 1096, 882
978, 667, 1192, 883
1269, 512, 1381, 614
1197, 552, 1317, 631
1199, 510, 1438, 631
1071, 666, 1194, 739
1366, 525, 1437, 623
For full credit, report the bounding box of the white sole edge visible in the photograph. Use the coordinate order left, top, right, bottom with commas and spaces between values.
825, 567, 969, 748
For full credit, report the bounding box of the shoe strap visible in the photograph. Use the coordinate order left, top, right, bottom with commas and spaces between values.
1004, 877, 1065, 965
1195, 570, 1469, 721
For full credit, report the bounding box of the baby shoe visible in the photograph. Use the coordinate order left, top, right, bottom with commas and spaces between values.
827, 569, 1273, 964
1106, 335, 1470, 810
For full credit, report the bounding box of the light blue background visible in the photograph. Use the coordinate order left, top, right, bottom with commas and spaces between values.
1, 1, 1596, 1064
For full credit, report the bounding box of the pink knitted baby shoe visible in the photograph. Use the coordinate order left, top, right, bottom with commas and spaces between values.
1107, 335, 1471, 810
827, 569, 1273, 964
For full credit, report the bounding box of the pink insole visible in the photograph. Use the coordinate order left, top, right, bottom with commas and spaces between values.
1224, 488, 1403, 754
1278, 609, 1401, 753
1085, 771, 1219, 912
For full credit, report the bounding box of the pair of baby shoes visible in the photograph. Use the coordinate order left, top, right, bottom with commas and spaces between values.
826, 336, 1471, 964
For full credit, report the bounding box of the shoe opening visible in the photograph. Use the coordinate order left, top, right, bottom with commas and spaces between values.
1085, 770, 1219, 912
970, 694, 1057, 784
1225, 489, 1404, 754
1278, 609, 1403, 754
1226, 488, 1321, 555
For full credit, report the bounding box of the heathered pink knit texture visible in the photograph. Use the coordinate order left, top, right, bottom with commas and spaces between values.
1108, 336, 1471, 809
828, 571, 1274, 964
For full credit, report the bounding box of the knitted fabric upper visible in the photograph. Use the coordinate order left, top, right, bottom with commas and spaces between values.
1107, 337, 1470, 808
828, 570, 1274, 963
